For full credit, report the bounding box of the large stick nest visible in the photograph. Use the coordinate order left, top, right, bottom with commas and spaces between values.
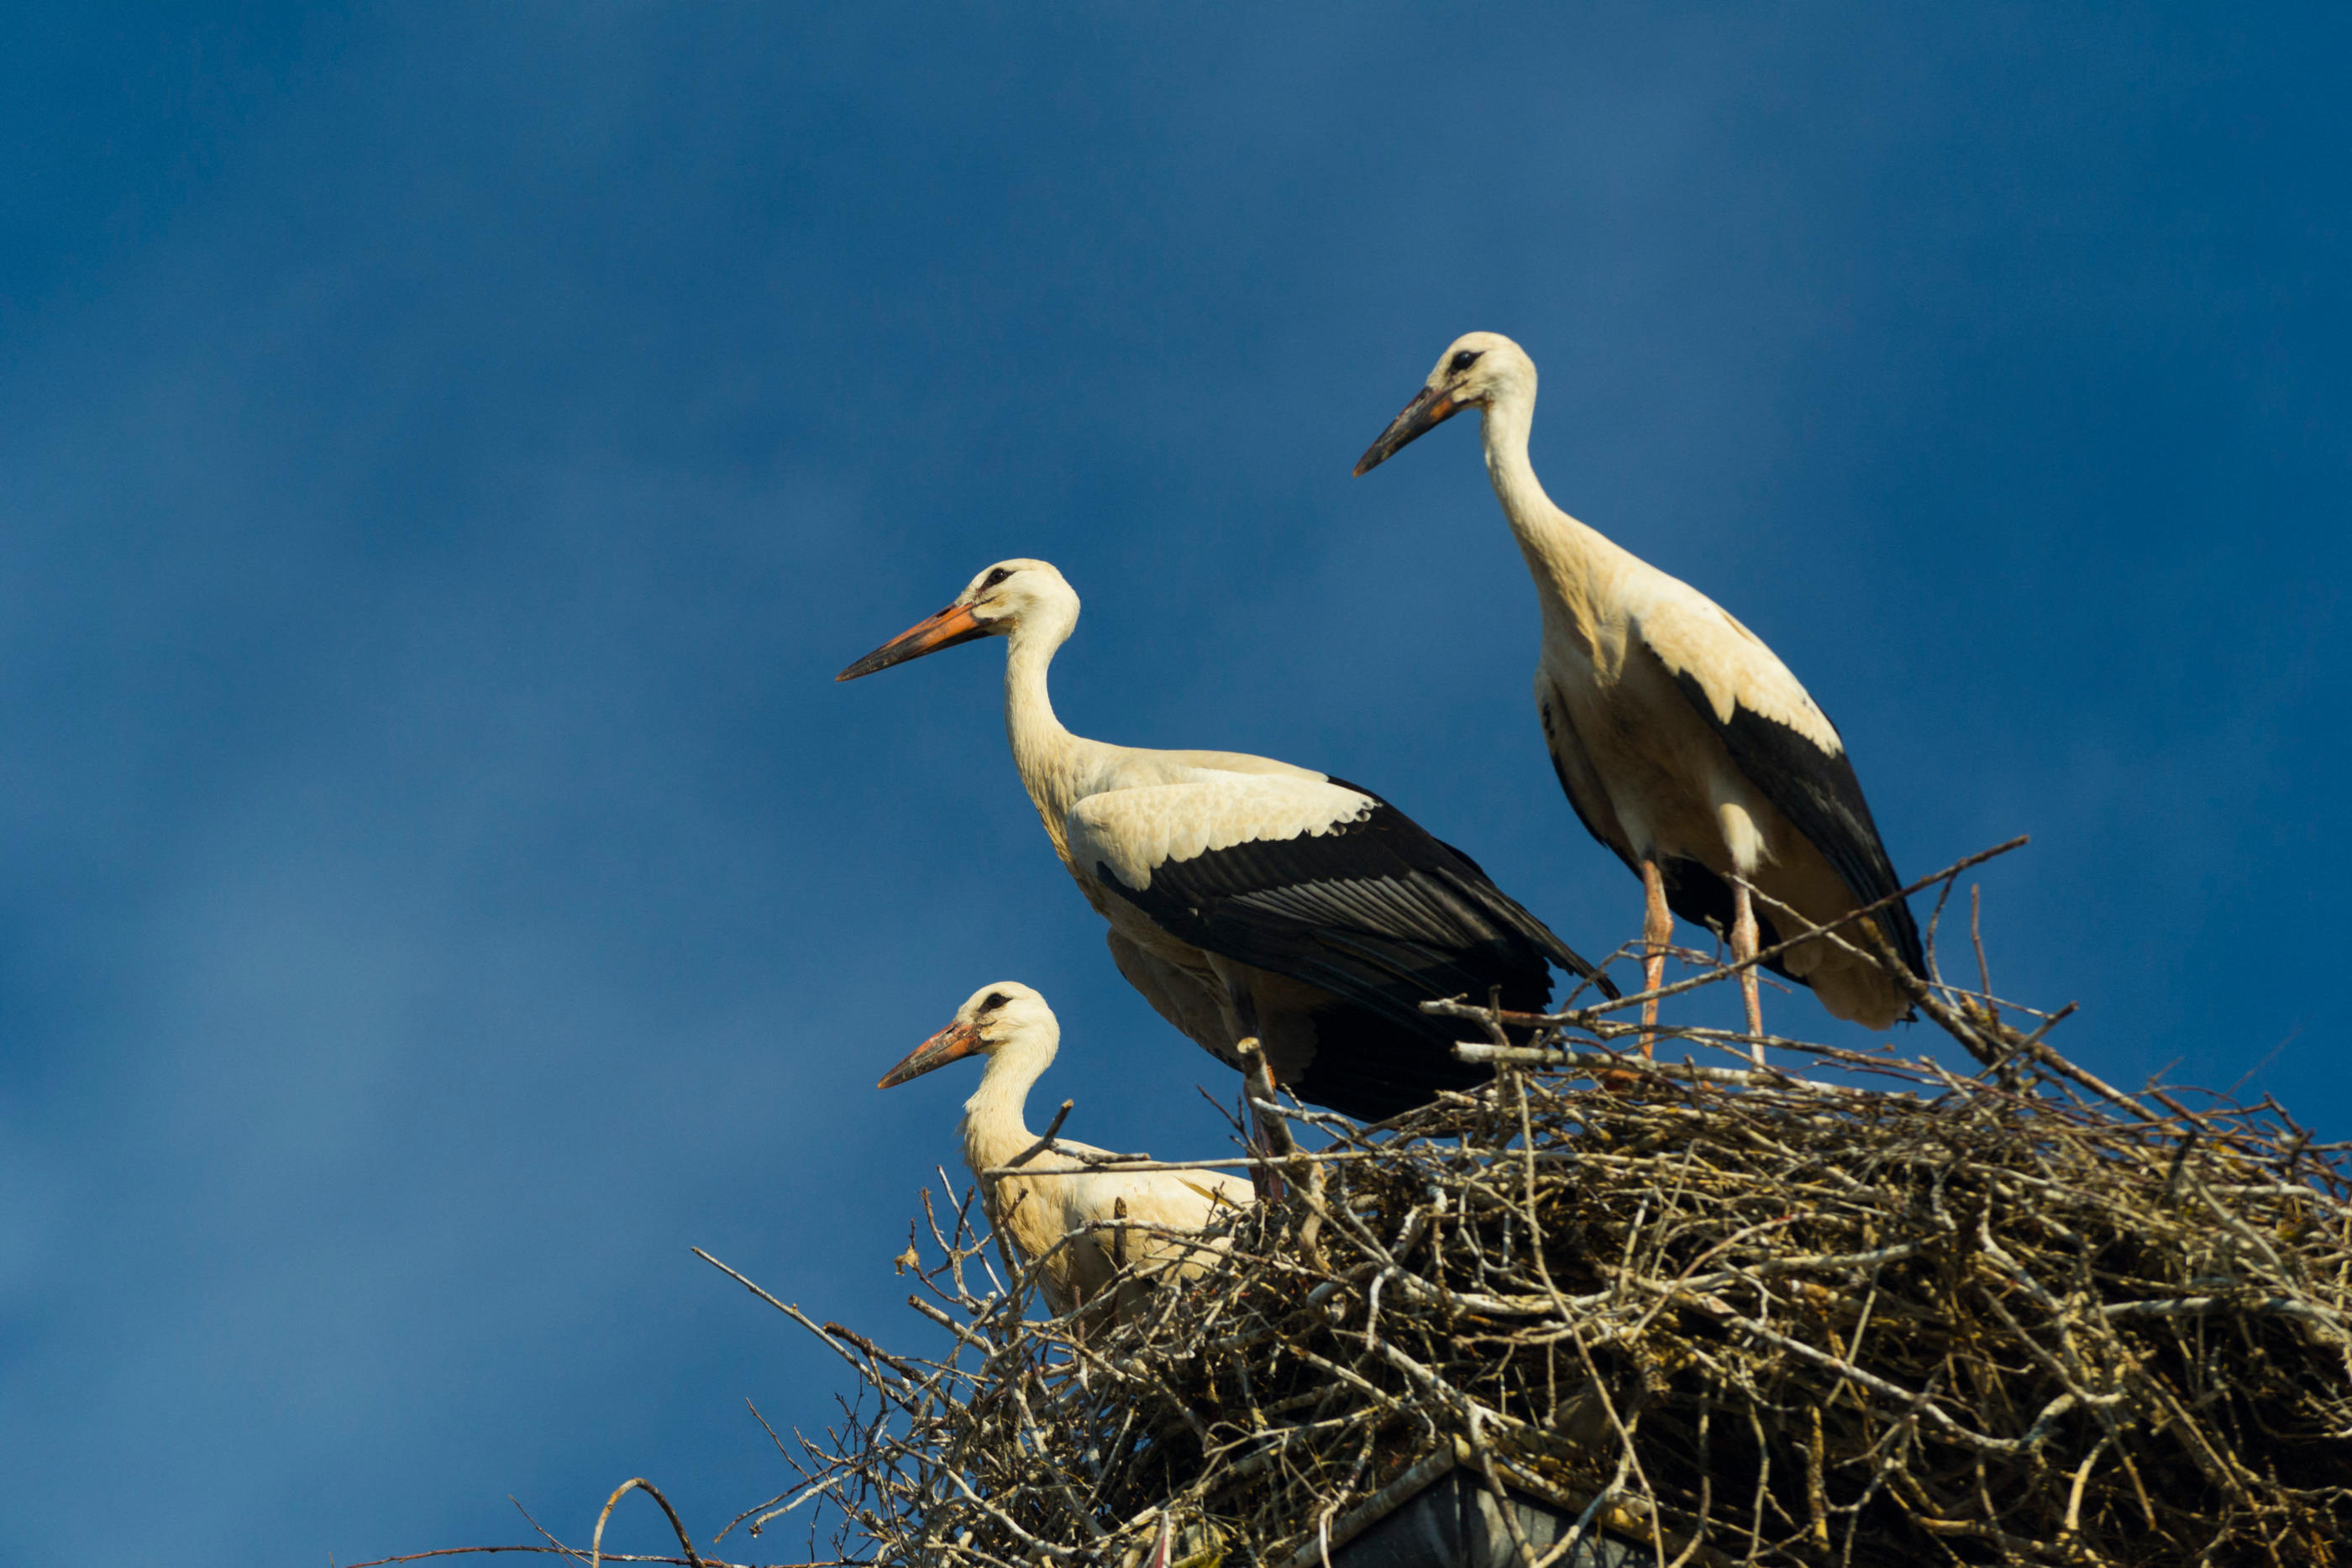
730, 872, 2352, 1567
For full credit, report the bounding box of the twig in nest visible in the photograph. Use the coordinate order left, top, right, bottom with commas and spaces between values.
574, 855, 2352, 1568
591, 1479, 703, 1568
1004, 1098, 1076, 1170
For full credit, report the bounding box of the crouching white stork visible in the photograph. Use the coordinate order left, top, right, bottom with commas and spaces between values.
879, 982, 1252, 1316
1356, 333, 1925, 1046
839, 559, 1616, 1123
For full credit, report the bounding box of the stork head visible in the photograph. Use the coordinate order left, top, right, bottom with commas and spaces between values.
1352, 331, 1535, 475
836, 559, 1079, 681
878, 981, 1058, 1088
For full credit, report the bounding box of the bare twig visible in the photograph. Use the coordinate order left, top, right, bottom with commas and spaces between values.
565, 853, 2352, 1568
590, 1480, 703, 1568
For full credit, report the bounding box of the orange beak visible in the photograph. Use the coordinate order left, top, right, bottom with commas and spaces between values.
837, 602, 993, 682
878, 1018, 985, 1089
1352, 385, 1461, 475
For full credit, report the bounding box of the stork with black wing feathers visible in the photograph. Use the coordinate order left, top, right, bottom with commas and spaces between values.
1356, 332, 1925, 1050
839, 558, 1617, 1125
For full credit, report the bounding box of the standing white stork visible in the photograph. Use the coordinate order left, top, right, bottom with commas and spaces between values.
838, 559, 1616, 1123
879, 981, 1252, 1316
1354, 333, 1924, 1044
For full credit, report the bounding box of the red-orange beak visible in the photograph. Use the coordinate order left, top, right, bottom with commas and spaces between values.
878, 1018, 985, 1089
1352, 385, 1461, 475
837, 602, 993, 682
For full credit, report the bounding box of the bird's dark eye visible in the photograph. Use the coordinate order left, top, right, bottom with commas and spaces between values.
979, 567, 1012, 592
979, 992, 1009, 1013
1449, 349, 1484, 375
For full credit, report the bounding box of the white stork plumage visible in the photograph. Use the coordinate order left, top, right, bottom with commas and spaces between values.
838, 559, 1616, 1122
878, 981, 1252, 1317
1354, 332, 1924, 1044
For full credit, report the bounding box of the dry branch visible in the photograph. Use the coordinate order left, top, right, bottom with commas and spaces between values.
400, 847, 2351, 1567
720, 862, 2350, 1565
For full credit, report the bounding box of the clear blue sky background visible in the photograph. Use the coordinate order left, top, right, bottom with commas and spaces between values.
2, 6, 2344, 1564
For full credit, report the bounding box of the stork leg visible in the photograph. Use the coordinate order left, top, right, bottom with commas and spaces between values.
1221, 972, 1291, 1203
1238, 1045, 1291, 1204
1639, 857, 1672, 1058
1730, 879, 1765, 1063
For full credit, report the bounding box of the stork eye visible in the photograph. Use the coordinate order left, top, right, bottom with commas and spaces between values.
979, 992, 1009, 1013
979, 567, 1013, 592
1449, 349, 1483, 374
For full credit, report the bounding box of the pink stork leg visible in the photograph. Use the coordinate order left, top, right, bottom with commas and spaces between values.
1639, 857, 1672, 1058
1730, 878, 1765, 1060
1219, 968, 1290, 1203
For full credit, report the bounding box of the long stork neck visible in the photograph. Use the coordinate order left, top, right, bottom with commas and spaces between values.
957, 1032, 1054, 1178
1479, 386, 1617, 645
1003, 613, 1105, 864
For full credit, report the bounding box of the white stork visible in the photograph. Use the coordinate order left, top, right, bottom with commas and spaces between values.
878, 981, 1252, 1316
1354, 333, 1924, 1044
838, 559, 1616, 1123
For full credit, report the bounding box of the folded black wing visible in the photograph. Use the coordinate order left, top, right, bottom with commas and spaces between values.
1664, 670, 1925, 979
1094, 779, 1618, 1040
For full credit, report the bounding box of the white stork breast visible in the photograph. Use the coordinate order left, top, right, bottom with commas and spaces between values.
1065, 775, 1377, 891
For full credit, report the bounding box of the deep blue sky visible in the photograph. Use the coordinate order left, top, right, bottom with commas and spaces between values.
2, 6, 2344, 1564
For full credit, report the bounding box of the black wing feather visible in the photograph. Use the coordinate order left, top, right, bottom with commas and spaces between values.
1318, 780, 1618, 994
1090, 783, 1617, 1113
1666, 670, 1925, 978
